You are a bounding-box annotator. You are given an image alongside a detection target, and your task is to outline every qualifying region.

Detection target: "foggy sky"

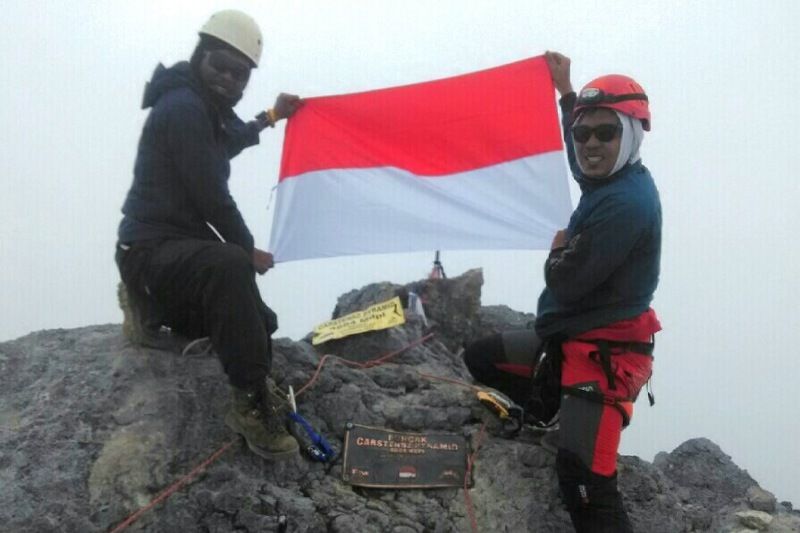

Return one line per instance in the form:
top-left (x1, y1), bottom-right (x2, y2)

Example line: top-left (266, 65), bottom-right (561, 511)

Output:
top-left (1, 1), bottom-right (798, 505)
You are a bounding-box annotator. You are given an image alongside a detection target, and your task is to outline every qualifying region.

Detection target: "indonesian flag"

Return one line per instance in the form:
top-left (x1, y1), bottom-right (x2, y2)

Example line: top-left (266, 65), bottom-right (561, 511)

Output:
top-left (269, 56), bottom-right (572, 262)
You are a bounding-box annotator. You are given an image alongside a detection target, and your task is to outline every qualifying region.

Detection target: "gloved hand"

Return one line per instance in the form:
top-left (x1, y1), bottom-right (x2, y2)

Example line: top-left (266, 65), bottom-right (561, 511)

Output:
top-left (544, 51), bottom-right (574, 96)
top-left (254, 93), bottom-right (302, 130)
top-left (252, 247), bottom-right (274, 274)
top-left (273, 92), bottom-right (302, 120)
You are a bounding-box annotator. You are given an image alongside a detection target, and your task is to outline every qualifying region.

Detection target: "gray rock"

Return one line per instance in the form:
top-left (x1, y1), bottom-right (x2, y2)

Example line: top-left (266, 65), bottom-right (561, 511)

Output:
top-left (682, 503), bottom-right (714, 530)
top-left (747, 485), bottom-right (777, 512)
top-left (617, 456), bottom-right (689, 533)
top-left (735, 510), bottom-right (773, 530)
top-left (770, 513), bottom-right (800, 532)
top-left (653, 437), bottom-right (758, 513)
top-left (0, 269), bottom-right (794, 532)
top-left (477, 304), bottom-right (536, 336)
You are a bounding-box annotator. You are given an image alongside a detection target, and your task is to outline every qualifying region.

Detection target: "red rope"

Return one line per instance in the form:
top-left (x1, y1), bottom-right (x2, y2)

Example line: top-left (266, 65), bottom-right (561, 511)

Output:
top-left (108, 437), bottom-right (239, 533)
top-left (294, 333), bottom-right (434, 398)
top-left (464, 422), bottom-right (486, 533)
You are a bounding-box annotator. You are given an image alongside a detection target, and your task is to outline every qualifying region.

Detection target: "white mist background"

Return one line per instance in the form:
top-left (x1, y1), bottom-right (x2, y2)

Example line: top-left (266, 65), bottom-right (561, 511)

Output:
top-left (1, 1), bottom-right (798, 505)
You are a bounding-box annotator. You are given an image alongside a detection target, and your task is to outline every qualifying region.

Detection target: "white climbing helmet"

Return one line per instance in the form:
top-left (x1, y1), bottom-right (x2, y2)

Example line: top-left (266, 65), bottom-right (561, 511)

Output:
top-left (199, 10), bottom-right (263, 67)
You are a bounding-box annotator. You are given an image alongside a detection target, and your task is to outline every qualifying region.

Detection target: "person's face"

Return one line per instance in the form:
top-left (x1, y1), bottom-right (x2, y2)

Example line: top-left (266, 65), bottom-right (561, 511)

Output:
top-left (572, 108), bottom-right (621, 178)
top-left (199, 49), bottom-right (252, 104)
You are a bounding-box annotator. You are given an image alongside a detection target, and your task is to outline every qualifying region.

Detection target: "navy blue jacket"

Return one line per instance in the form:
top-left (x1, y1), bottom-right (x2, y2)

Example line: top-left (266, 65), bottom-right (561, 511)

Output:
top-left (535, 93), bottom-right (662, 338)
top-left (118, 62), bottom-right (260, 253)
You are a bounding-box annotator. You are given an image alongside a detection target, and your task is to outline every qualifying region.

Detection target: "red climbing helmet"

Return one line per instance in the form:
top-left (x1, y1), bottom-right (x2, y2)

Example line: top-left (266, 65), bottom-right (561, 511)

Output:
top-left (573, 74), bottom-right (651, 131)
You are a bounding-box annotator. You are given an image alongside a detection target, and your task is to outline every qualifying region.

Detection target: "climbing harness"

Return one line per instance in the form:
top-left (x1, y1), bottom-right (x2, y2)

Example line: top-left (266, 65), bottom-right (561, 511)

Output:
top-left (561, 337), bottom-right (655, 428)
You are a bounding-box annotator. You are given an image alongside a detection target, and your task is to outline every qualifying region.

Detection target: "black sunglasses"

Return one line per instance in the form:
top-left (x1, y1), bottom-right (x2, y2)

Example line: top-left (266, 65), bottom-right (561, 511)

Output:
top-left (207, 50), bottom-right (251, 82)
top-left (571, 124), bottom-right (622, 143)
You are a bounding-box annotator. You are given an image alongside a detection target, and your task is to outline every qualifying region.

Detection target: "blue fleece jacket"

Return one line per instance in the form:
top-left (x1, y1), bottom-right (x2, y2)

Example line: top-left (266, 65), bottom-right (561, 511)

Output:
top-left (535, 93), bottom-right (662, 339)
top-left (118, 62), bottom-right (261, 252)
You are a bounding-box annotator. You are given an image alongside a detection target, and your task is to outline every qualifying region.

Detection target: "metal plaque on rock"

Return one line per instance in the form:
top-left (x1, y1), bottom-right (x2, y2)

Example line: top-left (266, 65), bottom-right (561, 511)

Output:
top-left (341, 423), bottom-right (468, 489)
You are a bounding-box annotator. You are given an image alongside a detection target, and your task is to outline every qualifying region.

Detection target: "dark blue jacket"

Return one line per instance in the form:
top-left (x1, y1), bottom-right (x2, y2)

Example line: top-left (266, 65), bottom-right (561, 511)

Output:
top-left (118, 62), bottom-right (261, 252)
top-left (535, 93), bottom-right (662, 338)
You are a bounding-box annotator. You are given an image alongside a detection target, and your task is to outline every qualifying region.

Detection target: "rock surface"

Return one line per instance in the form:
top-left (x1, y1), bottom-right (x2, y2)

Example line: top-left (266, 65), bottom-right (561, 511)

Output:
top-left (748, 486), bottom-right (779, 513)
top-left (1, 268), bottom-right (798, 532)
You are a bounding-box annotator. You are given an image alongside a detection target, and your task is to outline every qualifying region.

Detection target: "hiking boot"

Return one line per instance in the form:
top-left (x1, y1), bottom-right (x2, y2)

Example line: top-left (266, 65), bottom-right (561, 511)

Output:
top-left (117, 281), bottom-right (187, 352)
top-left (225, 379), bottom-right (299, 460)
top-left (119, 281), bottom-right (147, 342)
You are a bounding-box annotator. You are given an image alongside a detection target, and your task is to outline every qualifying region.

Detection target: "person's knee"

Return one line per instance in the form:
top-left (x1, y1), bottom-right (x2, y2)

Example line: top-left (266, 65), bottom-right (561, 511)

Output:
top-left (214, 244), bottom-right (252, 271)
top-left (463, 334), bottom-right (504, 381)
top-left (200, 244), bottom-right (254, 286)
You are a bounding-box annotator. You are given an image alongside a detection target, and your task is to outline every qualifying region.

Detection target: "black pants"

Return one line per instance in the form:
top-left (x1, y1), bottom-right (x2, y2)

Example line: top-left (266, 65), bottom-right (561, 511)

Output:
top-left (116, 239), bottom-right (277, 389)
top-left (463, 329), bottom-right (542, 406)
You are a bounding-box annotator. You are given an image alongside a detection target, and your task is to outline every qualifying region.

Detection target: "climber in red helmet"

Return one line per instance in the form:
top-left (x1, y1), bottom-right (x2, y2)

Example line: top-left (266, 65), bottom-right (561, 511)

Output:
top-left (465, 51), bottom-right (662, 532)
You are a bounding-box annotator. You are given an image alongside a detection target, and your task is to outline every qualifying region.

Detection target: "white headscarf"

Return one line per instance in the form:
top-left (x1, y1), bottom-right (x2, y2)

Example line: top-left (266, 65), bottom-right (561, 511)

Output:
top-left (573, 109), bottom-right (645, 177)
top-left (609, 110), bottom-right (644, 175)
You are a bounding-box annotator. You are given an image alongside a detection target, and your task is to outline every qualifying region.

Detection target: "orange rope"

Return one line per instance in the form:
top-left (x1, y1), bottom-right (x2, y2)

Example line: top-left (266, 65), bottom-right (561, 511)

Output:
top-left (464, 422), bottom-right (487, 533)
top-left (294, 333), bottom-right (434, 397)
top-left (416, 371), bottom-right (482, 393)
top-left (108, 437), bottom-right (239, 533)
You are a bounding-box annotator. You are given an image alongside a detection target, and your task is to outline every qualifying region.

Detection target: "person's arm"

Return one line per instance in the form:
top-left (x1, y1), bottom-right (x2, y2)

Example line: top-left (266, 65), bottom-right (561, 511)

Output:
top-left (544, 197), bottom-right (648, 304)
top-left (164, 100), bottom-right (255, 253)
top-left (545, 51), bottom-right (574, 96)
top-left (558, 92), bottom-right (580, 176)
top-left (225, 92), bottom-right (303, 158)
top-left (224, 115), bottom-right (261, 158)
top-left (544, 51), bottom-right (580, 175)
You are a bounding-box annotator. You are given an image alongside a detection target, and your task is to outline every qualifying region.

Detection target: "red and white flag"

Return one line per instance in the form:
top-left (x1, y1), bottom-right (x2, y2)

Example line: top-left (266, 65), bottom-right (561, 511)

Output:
top-left (269, 56), bottom-right (572, 262)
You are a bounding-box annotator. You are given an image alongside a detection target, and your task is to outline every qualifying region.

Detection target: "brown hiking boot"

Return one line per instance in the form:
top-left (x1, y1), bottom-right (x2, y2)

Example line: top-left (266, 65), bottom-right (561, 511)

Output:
top-left (117, 281), bottom-right (187, 352)
top-left (225, 379), bottom-right (299, 460)
top-left (118, 281), bottom-right (147, 343)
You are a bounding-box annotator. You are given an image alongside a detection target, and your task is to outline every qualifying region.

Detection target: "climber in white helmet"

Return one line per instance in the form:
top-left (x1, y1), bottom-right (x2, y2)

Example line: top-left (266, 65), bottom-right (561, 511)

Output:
top-left (115, 10), bottom-right (301, 460)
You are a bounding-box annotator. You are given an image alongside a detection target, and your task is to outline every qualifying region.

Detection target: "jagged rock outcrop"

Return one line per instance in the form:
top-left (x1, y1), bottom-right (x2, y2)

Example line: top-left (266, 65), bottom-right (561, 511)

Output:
top-left (1, 268), bottom-right (797, 532)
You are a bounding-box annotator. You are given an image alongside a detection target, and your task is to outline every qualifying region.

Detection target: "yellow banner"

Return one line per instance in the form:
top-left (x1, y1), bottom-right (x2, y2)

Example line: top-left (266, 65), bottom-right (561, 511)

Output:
top-left (312, 296), bottom-right (405, 345)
